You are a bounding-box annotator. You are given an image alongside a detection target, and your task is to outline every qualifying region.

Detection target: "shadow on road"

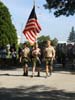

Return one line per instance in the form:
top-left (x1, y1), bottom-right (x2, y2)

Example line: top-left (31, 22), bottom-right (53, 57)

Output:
top-left (0, 85), bottom-right (75, 100)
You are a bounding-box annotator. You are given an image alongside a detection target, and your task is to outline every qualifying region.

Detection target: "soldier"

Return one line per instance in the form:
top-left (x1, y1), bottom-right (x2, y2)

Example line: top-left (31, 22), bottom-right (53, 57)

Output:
top-left (20, 43), bottom-right (30, 76)
top-left (44, 40), bottom-right (55, 77)
top-left (31, 43), bottom-right (41, 77)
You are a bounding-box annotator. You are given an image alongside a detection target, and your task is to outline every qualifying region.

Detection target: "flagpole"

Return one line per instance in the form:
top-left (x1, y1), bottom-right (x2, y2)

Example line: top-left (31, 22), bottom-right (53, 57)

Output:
top-left (33, 0), bottom-right (37, 44)
top-left (33, 0), bottom-right (35, 6)
top-left (23, 0), bottom-right (41, 45)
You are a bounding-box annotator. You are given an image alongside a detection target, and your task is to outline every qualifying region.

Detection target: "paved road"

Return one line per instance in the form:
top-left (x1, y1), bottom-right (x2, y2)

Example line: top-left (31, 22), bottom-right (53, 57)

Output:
top-left (0, 68), bottom-right (75, 100)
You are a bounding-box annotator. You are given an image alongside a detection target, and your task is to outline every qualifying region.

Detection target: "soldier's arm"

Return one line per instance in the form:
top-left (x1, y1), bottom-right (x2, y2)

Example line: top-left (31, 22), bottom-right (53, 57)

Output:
top-left (38, 48), bottom-right (41, 56)
top-left (19, 50), bottom-right (23, 63)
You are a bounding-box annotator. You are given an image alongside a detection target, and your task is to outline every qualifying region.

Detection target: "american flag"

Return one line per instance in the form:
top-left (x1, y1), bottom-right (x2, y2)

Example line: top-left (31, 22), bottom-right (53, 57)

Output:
top-left (23, 6), bottom-right (41, 44)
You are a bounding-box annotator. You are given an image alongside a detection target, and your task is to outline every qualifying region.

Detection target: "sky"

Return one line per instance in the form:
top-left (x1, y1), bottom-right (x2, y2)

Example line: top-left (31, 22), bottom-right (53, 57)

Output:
top-left (2, 0), bottom-right (75, 43)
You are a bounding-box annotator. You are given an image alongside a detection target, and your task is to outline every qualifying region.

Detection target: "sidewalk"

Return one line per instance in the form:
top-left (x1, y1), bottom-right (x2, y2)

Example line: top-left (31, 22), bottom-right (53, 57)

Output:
top-left (0, 68), bottom-right (75, 100)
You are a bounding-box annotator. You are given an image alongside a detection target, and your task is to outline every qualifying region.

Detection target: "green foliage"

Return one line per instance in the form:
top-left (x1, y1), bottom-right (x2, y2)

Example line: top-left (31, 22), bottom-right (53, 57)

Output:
top-left (37, 35), bottom-right (50, 47)
top-left (37, 35), bottom-right (58, 47)
top-left (68, 27), bottom-right (75, 42)
top-left (0, 1), bottom-right (17, 46)
top-left (51, 38), bottom-right (58, 46)
top-left (0, 34), bottom-right (9, 46)
top-left (37, 35), bottom-right (50, 43)
top-left (44, 0), bottom-right (75, 17)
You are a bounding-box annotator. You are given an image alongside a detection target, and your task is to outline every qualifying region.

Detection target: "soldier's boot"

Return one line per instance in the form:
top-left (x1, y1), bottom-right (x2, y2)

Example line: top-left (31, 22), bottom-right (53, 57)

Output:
top-left (37, 72), bottom-right (40, 77)
top-left (26, 70), bottom-right (28, 76)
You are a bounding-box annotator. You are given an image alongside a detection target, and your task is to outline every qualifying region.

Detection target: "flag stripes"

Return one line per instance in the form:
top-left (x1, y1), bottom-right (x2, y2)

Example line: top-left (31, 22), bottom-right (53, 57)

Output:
top-left (23, 6), bottom-right (41, 44)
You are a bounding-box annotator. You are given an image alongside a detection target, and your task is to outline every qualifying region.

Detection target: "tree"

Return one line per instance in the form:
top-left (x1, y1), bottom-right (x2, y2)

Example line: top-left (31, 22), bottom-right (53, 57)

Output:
top-left (0, 1), bottom-right (17, 46)
top-left (68, 26), bottom-right (75, 42)
top-left (37, 35), bottom-right (50, 47)
top-left (37, 35), bottom-right (58, 47)
top-left (37, 35), bottom-right (50, 43)
top-left (51, 38), bottom-right (58, 46)
top-left (44, 0), bottom-right (75, 17)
